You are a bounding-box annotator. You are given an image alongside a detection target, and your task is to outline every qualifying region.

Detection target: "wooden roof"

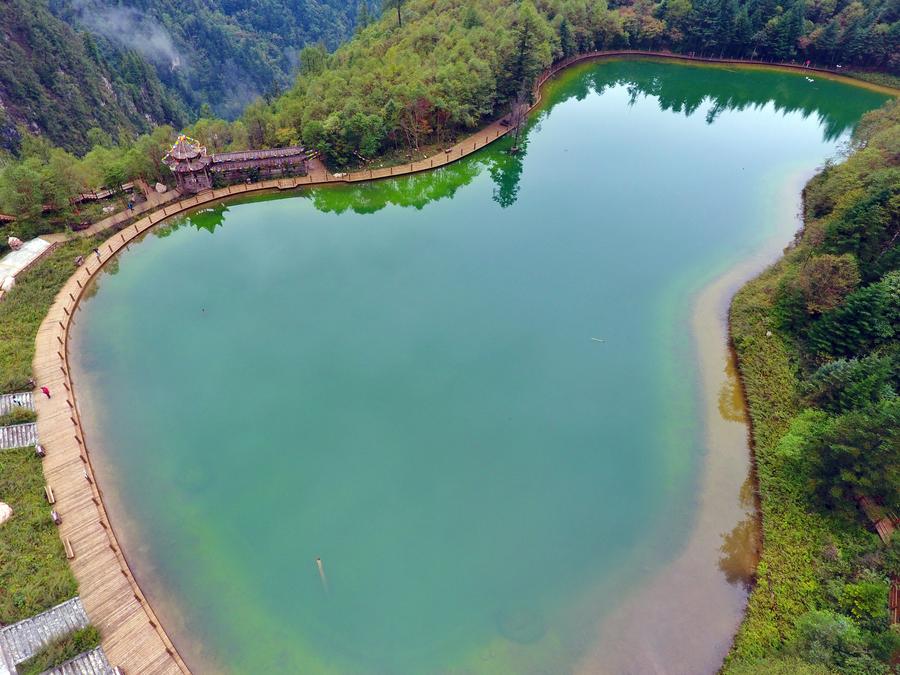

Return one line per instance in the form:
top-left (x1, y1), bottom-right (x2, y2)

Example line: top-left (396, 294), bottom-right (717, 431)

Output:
top-left (210, 146), bottom-right (311, 164)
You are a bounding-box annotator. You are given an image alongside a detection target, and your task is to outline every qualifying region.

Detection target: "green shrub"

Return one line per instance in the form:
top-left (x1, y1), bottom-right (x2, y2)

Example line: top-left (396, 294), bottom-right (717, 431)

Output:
top-left (0, 406), bottom-right (37, 426)
top-left (836, 576), bottom-right (891, 633)
top-left (789, 611), bottom-right (869, 670)
top-left (803, 399), bottom-right (900, 511)
top-left (726, 656), bottom-right (833, 674)
top-left (802, 348), bottom-right (898, 414)
top-left (15, 625), bottom-right (100, 675)
top-left (807, 271), bottom-right (900, 358)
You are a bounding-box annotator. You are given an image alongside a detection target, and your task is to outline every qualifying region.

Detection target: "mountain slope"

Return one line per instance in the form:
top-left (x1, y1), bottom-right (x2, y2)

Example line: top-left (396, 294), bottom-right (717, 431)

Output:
top-left (0, 0), bottom-right (189, 155)
top-left (0, 0), bottom-right (362, 154)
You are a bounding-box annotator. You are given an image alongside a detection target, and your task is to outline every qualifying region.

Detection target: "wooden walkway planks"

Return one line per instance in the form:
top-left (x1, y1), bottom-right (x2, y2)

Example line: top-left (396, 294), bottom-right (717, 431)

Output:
top-left (33, 215), bottom-right (189, 673)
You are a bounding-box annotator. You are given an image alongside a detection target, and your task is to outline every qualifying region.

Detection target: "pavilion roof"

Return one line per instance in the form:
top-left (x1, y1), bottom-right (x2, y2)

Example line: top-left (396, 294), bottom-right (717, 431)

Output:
top-left (168, 135), bottom-right (206, 160)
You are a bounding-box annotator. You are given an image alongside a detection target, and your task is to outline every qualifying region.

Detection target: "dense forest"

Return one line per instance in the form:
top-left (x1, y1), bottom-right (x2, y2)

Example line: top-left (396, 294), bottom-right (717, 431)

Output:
top-left (0, 0), bottom-right (360, 154)
top-left (1, 0), bottom-right (897, 180)
top-left (727, 98), bottom-right (899, 674)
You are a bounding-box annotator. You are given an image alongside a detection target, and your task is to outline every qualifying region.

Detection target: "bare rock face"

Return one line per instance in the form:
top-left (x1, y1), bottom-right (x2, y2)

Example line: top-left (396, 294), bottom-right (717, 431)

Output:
top-left (0, 502), bottom-right (12, 525)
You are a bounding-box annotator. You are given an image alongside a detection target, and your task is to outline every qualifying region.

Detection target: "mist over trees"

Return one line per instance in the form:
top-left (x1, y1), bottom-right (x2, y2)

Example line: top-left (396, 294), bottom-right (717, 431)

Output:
top-left (0, 0), bottom-right (361, 154)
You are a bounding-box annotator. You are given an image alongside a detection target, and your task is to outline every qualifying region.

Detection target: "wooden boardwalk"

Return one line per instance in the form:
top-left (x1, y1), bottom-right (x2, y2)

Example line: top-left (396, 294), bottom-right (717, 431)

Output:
top-left (29, 50), bottom-right (897, 675)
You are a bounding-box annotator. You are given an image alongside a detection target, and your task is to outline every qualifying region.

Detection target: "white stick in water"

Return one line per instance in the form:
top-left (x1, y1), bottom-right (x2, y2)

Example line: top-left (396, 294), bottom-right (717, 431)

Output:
top-left (316, 557), bottom-right (328, 592)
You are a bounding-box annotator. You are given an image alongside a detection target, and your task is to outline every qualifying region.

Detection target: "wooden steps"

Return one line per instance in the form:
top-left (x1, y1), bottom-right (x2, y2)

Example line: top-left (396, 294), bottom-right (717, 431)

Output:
top-left (0, 391), bottom-right (34, 416)
top-left (0, 422), bottom-right (37, 450)
top-left (0, 598), bottom-right (89, 670)
top-left (42, 647), bottom-right (116, 675)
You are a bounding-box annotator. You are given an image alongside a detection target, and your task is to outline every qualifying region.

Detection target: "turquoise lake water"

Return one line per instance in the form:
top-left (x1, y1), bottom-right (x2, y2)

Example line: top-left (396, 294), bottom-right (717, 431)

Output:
top-left (70, 61), bottom-right (890, 674)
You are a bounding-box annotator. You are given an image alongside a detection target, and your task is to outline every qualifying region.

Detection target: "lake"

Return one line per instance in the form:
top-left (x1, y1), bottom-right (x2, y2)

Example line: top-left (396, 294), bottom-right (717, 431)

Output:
top-left (70, 59), bottom-right (890, 674)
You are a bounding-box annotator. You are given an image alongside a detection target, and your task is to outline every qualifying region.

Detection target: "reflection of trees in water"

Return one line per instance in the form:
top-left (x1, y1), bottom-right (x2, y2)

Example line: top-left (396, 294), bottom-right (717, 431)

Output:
top-left (157, 202), bottom-right (230, 237)
top-left (487, 136), bottom-right (528, 209)
top-left (307, 160), bottom-right (482, 215)
top-left (152, 64), bottom-right (881, 224)
top-left (579, 63), bottom-right (878, 141)
top-left (718, 358), bottom-right (748, 423)
top-left (718, 477), bottom-right (760, 589)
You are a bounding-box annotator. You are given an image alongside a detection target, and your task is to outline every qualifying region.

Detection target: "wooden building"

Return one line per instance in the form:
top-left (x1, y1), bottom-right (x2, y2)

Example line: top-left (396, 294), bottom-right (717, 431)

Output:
top-left (163, 135), bottom-right (313, 193)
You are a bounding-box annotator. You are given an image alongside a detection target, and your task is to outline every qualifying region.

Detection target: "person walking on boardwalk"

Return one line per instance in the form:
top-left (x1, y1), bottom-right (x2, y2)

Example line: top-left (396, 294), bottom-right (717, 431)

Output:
top-left (93, 247), bottom-right (101, 262)
top-left (40, 386), bottom-right (51, 399)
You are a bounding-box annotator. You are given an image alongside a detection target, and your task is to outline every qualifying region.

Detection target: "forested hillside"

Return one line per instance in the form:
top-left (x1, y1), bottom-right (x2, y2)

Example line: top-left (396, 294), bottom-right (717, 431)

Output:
top-left (0, 0), bottom-right (361, 154)
top-left (217, 0), bottom-right (900, 164)
top-left (2, 0), bottom-right (898, 230)
top-left (727, 98), bottom-right (899, 674)
top-left (0, 0), bottom-right (188, 155)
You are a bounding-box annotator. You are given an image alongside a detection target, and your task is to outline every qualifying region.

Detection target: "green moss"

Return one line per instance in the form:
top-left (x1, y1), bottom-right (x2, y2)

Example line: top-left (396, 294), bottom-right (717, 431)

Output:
top-left (0, 447), bottom-right (77, 624)
top-left (15, 625), bottom-right (100, 675)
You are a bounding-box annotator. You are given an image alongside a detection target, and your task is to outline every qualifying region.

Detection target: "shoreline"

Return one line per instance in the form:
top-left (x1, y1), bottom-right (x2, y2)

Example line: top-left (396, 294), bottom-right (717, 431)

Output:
top-left (573, 170), bottom-right (810, 674)
top-left (31, 54), bottom-right (896, 674)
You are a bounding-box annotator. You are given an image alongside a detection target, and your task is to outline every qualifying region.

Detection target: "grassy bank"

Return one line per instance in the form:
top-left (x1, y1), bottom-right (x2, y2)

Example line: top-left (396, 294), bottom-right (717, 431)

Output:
top-left (724, 98), bottom-right (899, 672)
top-left (0, 239), bottom-right (104, 624)
top-left (0, 236), bottom-right (101, 393)
top-left (0, 446), bottom-right (77, 624)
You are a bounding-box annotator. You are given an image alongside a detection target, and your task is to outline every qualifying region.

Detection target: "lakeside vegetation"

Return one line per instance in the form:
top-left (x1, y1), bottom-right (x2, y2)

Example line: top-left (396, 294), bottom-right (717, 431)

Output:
top-left (0, 445), bottom-right (78, 624)
top-left (15, 625), bottom-right (100, 675)
top-left (725, 98), bottom-right (899, 673)
top-left (0, 0), bottom-right (360, 154)
top-left (0, 237), bottom-right (101, 394)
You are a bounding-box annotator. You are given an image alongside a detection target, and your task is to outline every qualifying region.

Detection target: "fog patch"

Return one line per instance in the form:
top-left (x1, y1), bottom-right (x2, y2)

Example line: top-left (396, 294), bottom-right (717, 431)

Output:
top-left (70, 0), bottom-right (182, 69)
